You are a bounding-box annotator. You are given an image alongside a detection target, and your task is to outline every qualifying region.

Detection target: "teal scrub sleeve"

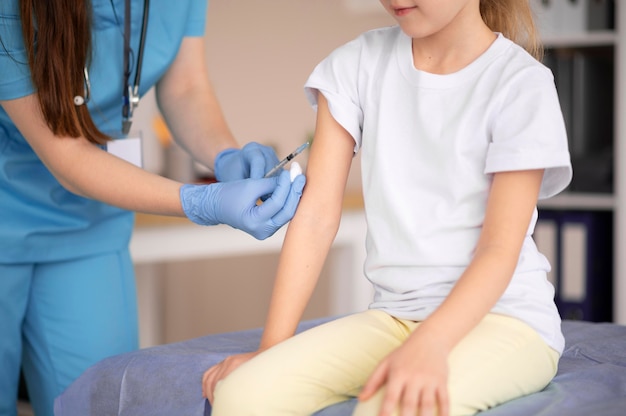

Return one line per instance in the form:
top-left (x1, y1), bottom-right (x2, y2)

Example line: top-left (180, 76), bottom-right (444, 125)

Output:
top-left (185, 0), bottom-right (208, 36)
top-left (0, 2), bottom-right (35, 100)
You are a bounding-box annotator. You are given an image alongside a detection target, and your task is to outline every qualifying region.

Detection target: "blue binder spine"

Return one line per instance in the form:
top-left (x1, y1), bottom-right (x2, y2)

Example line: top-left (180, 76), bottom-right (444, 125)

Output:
top-left (556, 211), bottom-right (613, 322)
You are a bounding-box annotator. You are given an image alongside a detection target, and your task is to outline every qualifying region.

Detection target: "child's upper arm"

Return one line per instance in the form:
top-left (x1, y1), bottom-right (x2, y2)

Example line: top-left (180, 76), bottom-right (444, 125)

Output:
top-left (302, 93), bottom-right (356, 216)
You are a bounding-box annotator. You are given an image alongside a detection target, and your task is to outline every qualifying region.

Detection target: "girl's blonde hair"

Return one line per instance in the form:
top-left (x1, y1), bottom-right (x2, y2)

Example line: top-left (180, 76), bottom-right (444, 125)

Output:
top-left (480, 0), bottom-right (543, 61)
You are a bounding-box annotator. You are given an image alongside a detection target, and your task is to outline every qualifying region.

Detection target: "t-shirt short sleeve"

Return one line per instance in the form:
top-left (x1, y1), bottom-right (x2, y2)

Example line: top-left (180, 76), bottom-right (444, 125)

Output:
top-left (304, 38), bottom-right (364, 153)
top-left (0, 1), bottom-right (35, 100)
top-left (185, 0), bottom-right (208, 37)
top-left (485, 65), bottom-right (572, 199)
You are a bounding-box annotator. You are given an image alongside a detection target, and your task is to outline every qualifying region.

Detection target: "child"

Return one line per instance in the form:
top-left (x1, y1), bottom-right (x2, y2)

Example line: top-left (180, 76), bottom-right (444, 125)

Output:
top-left (204, 0), bottom-right (572, 414)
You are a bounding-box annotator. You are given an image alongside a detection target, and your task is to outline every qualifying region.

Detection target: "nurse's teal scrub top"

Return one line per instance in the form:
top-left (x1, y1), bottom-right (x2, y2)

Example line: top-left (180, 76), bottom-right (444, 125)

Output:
top-left (0, 0), bottom-right (208, 263)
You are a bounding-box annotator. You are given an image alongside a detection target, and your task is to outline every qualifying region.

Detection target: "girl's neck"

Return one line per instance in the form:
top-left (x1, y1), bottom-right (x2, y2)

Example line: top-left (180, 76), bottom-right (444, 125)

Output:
top-left (411, 20), bottom-right (496, 75)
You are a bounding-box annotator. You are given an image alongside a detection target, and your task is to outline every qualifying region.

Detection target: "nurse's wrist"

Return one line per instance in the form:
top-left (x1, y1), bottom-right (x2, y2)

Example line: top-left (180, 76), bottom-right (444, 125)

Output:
top-left (179, 183), bottom-right (219, 226)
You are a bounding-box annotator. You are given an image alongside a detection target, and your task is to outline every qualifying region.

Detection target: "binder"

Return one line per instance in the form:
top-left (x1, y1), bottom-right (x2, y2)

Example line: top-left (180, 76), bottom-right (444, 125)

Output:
top-left (561, 0), bottom-right (588, 34)
top-left (533, 215), bottom-right (559, 288)
top-left (560, 222), bottom-right (587, 303)
top-left (531, 0), bottom-right (562, 36)
top-left (535, 210), bottom-right (613, 322)
top-left (587, 0), bottom-right (615, 31)
top-left (532, 0), bottom-right (590, 36)
top-left (551, 50), bottom-right (574, 146)
top-left (570, 49), bottom-right (614, 158)
top-left (543, 47), bottom-right (614, 193)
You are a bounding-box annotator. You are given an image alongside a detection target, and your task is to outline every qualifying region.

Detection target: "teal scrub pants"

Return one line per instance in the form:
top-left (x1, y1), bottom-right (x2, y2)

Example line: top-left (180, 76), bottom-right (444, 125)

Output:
top-left (0, 249), bottom-right (139, 416)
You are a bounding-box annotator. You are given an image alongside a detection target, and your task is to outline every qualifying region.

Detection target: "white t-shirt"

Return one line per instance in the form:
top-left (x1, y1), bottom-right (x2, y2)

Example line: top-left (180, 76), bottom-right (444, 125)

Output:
top-left (304, 26), bottom-right (572, 353)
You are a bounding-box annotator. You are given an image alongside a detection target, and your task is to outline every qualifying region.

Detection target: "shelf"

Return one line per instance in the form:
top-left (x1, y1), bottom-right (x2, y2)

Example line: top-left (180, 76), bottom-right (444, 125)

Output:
top-left (542, 31), bottom-right (617, 48)
top-left (538, 193), bottom-right (615, 211)
top-left (538, 8), bottom-right (622, 323)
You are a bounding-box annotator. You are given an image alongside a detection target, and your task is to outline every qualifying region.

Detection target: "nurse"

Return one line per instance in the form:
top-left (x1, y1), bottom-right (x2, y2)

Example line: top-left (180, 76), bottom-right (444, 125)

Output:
top-left (0, 1), bottom-right (305, 416)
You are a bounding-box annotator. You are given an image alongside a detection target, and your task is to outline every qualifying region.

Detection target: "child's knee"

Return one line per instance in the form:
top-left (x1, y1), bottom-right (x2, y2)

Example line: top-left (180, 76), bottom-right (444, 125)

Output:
top-left (211, 371), bottom-right (283, 415)
top-left (211, 375), bottom-right (252, 415)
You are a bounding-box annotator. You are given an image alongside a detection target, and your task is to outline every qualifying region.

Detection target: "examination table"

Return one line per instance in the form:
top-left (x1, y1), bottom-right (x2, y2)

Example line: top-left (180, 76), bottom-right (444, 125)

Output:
top-left (54, 317), bottom-right (626, 415)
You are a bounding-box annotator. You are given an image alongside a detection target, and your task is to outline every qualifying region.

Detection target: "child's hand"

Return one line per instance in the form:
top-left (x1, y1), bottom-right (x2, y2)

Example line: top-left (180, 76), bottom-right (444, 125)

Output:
top-left (358, 332), bottom-right (450, 416)
top-left (202, 351), bottom-right (259, 403)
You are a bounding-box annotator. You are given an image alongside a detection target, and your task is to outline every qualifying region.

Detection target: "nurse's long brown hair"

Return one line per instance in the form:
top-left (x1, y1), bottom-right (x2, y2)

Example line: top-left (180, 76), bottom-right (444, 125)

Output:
top-left (480, 0), bottom-right (543, 61)
top-left (20, 0), bottom-right (109, 144)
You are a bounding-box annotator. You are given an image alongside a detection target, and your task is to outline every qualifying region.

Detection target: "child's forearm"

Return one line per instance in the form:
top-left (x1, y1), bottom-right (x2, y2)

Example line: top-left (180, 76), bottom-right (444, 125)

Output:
top-left (256, 91), bottom-right (355, 350)
top-left (259, 206), bottom-right (341, 349)
top-left (413, 244), bottom-right (519, 352)
top-left (412, 169), bottom-right (544, 352)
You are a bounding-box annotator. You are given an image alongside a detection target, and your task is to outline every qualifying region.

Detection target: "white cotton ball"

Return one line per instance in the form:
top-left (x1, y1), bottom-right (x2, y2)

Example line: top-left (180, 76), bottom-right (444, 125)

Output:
top-left (290, 161), bottom-right (302, 182)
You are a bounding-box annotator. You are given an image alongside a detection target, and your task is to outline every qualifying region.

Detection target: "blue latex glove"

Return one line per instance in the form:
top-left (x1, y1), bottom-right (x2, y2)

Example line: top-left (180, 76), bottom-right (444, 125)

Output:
top-left (214, 142), bottom-right (280, 181)
top-left (180, 170), bottom-right (305, 240)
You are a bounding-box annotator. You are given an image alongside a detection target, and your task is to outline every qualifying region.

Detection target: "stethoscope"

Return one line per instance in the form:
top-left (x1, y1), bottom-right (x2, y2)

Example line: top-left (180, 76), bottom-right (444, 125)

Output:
top-left (122, 0), bottom-right (150, 135)
top-left (74, 0), bottom-right (150, 135)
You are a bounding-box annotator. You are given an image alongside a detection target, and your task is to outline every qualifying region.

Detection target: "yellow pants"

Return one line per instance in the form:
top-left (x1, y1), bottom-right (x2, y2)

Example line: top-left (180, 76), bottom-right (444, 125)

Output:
top-left (212, 310), bottom-right (559, 416)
